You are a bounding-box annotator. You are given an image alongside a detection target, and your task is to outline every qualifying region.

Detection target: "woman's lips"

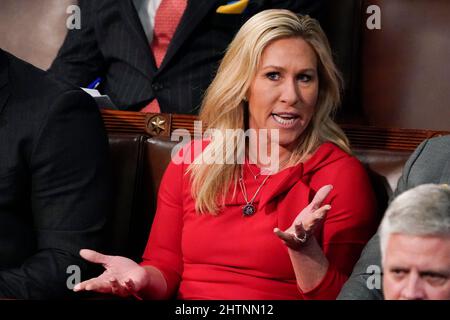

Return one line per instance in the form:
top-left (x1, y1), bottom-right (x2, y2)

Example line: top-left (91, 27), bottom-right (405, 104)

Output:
top-left (271, 112), bottom-right (300, 128)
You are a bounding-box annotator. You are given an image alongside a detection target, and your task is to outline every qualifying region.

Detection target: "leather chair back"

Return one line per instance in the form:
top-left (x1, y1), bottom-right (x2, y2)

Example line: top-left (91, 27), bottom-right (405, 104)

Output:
top-left (140, 140), bottom-right (412, 224)
top-left (106, 135), bottom-right (178, 261)
top-left (353, 148), bottom-right (411, 217)
top-left (107, 134), bottom-right (146, 260)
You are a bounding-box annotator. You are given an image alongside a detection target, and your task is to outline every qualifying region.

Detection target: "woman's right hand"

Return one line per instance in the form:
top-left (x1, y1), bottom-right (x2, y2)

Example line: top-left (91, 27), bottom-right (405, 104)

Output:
top-left (73, 249), bottom-right (150, 298)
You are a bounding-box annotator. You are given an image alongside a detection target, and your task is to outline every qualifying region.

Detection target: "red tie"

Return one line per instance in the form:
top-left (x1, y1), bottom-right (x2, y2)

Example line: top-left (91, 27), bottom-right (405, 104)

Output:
top-left (141, 0), bottom-right (187, 113)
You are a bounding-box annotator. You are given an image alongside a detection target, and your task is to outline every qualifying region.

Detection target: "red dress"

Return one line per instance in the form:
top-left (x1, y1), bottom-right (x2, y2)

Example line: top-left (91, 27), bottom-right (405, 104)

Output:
top-left (141, 142), bottom-right (378, 299)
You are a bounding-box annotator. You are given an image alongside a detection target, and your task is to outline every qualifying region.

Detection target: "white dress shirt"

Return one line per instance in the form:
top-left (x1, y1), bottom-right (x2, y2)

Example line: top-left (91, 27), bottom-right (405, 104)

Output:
top-left (132, 0), bottom-right (163, 44)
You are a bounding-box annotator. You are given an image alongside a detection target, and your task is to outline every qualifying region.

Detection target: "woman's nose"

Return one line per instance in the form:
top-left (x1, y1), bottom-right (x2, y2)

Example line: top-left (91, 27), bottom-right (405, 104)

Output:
top-left (280, 79), bottom-right (300, 105)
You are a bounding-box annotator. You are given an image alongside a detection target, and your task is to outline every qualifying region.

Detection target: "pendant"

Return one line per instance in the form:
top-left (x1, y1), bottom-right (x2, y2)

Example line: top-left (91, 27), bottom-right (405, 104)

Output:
top-left (242, 203), bottom-right (256, 216)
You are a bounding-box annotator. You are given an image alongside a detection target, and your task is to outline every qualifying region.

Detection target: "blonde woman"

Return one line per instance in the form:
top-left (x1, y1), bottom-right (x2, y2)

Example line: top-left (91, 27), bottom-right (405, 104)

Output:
top-left (74, 10), bottom-right (378, 300)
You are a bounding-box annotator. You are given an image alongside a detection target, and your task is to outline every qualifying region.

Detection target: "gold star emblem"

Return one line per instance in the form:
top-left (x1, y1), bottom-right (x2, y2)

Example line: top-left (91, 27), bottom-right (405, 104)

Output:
top-left (149, 116), bottom-right (166, 135)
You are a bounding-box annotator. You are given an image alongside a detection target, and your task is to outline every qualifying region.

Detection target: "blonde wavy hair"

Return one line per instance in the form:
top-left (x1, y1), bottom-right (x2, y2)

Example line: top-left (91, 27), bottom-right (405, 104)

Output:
top-left (188, 9), bottom-right (350, 214)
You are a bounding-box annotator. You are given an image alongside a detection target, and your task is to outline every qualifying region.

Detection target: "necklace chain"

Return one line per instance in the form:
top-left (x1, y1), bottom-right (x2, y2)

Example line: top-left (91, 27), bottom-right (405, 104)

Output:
top-left (246, 162), bottom-right (261, 180)
top-left (239, 167), bottom-right (271, 216)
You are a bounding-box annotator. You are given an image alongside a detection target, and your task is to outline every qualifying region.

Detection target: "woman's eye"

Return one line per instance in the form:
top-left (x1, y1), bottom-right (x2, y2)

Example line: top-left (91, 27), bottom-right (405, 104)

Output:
top-left (298, 74), bottom-right (312, 82)
top-left (266, 72), bottom-right (280, 81)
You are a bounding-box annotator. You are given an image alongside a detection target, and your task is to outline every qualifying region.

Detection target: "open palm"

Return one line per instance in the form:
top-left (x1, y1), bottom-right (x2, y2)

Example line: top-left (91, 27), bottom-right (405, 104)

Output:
top-left (73, 249), bottom-right (149, 298)
top-left (274, 185), bottom-right (333, 250)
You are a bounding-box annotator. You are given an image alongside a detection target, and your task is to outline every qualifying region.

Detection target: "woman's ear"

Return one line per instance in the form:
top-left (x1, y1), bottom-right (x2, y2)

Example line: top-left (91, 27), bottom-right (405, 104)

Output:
top-left (243, 87), bottom-right (250, 102)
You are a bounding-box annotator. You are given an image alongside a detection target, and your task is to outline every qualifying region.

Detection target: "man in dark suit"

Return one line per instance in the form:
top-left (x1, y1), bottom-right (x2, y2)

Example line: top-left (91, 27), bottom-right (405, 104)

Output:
top-left (0, 49), bottom-right (111, 299)
top-left (337, 135), bottom-right (450, 299)
top-left (49, 0), bottom-right (324, 114)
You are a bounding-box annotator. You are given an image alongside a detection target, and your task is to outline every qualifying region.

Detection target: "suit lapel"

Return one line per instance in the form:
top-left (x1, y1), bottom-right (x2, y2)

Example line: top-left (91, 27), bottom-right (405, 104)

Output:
top-left (0, 51), bottom-right (10, 115)
top-left (118, 0), bottom-right (157, 79)
top-left (157, 0), bottom-right (219, 72)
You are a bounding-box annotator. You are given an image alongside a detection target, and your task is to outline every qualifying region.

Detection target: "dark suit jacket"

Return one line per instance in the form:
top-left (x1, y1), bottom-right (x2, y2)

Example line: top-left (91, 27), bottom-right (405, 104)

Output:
top-left (49, 0), bottom-right (324, 114)
top-left (0, 49), bottom-right (111, 299)
top-left (337, 135), bottom-right (450, 299)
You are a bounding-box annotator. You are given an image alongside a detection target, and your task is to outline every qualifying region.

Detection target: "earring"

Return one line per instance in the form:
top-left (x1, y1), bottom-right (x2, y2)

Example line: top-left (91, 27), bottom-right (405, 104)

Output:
top-left (242, 96), bottom-right (248, 102)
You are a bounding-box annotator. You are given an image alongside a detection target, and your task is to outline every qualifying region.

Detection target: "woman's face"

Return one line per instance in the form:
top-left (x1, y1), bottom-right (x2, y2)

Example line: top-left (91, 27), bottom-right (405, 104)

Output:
top-left (247, 37), bottom-right (319, 153)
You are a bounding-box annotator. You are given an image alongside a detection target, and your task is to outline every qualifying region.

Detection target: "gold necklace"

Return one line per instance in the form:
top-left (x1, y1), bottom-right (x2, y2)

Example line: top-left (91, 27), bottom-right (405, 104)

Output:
top-left (238, 168), bottom-right (271, 216)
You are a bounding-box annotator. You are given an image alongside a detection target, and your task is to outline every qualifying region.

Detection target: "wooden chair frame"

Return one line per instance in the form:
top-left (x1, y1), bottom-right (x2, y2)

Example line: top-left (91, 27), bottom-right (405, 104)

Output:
top-left (101, 109), bottom-right (450, 151)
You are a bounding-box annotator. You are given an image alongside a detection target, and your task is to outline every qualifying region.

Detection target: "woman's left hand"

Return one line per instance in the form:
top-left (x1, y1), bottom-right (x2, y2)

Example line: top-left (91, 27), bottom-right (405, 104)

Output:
top-left (274, 185), bottom-right (333, 250)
